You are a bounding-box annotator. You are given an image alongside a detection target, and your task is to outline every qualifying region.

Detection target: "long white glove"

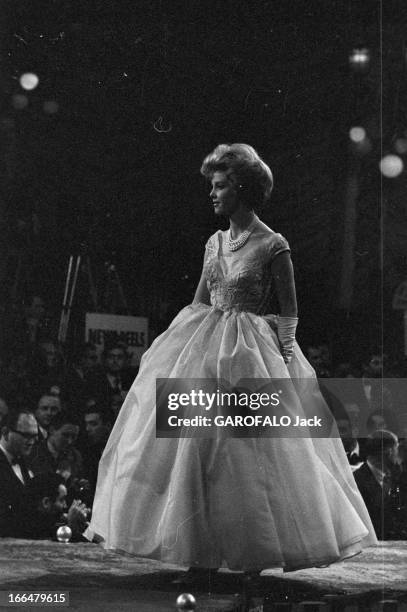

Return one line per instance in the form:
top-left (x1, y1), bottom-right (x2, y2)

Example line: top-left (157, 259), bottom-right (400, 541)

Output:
top-left (277, 316), bottom-right (298, 364)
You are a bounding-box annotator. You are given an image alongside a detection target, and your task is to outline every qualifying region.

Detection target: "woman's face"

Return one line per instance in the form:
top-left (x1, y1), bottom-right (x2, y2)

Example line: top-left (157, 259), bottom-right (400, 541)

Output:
top-left (209, 171), bottom-right (239, 217)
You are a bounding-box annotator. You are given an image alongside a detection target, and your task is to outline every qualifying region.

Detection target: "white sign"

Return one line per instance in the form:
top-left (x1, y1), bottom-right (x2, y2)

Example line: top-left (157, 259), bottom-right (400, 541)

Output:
top-left (85, 313), bottom-right (148, 366)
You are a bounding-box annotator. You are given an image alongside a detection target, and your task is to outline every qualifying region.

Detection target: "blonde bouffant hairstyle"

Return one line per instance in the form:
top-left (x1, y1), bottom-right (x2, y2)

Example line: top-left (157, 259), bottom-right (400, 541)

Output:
top-left (200, 143), bottom-right (274, 210)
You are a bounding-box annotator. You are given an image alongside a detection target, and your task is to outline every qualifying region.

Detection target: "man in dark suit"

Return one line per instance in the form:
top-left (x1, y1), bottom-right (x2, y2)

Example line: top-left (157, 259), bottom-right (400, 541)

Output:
top-left (28, 411), bottom-right (83, 483)
top-left (62, 343), bottom-right (101, 415)
top-left (87, 341), bottom-right (136, 405)
top-left (0, 407), bottom-right (38, 536)
top-left (0, 408), bottom-right (89, 539)
top-left (353, 429), bottom-right (400, 539)
top-left (78, 402), bottom-right (112, 493)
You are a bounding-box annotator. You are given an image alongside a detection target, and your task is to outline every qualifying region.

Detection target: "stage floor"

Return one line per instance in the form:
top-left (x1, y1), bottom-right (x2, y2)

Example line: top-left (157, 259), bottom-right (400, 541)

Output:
top-left (0, 539), bottom-right (406, 611)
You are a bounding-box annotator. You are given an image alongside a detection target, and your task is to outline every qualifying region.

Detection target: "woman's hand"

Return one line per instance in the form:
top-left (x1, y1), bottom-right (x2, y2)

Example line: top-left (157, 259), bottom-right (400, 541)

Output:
top-left (67, 499), bottom-right (90, 535)
top-left (277, 316), bottom-right (298, 364)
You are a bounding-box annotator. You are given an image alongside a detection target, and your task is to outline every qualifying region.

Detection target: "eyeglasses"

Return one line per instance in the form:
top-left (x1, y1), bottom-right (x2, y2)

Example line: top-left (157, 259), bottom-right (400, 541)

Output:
top-left (9, 428), bottom-right (38, 442)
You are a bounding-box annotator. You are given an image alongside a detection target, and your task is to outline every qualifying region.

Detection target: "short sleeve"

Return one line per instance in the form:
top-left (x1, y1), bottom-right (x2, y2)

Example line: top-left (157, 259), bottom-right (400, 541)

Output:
top-left (203, 232), bottom-right (219, 269)
top-left (205, 234), bottom-right (216, 253)
top-left (268, 233), bottom-right (290, 262)
top-left (204, 231), bottom-right (220, 257)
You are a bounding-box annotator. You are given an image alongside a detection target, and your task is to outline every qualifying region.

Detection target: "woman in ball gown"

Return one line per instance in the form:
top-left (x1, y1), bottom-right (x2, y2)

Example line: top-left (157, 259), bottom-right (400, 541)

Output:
top-left (85, 144), bottom-right (377, 573)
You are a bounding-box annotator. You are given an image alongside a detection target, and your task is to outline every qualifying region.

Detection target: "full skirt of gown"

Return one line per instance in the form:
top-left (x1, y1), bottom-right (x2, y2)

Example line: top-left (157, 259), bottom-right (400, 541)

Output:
top-left (85, 303), bottom-right (377, 571)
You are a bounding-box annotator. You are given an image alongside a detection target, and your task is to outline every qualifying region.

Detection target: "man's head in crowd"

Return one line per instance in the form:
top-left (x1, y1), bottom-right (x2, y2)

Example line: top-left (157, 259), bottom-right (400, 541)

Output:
top-left (38, 341), bottom-right (61, 370)
top-left (84, 402), bottom-right (112, 445)
top-left (28, 472), bottom-right (68, 518)
top-left (366, 412), bottom-right (388, 435)
top-left (336, 416), bottom-right (353, 439)
top-left (72, 343), bottom-right (99, 375)
top-left (363, 352), bottom-right (387, 378)
top-left (336, 415), bottom-right (358, 455)
top-left (35, 394), bottom-right (62, 431)
top-left (365, 429), bottom-right (399, 469)
top-left (306, 344), bottom-right (331, 377)
top-left (24, 295), bottom-right (46, 322)
top-left (1, 408), bottom-right (38, 459)
top-left (103, 342), bottom-right (128, 375)
top-left (48, 412), bottom-right (80, 455)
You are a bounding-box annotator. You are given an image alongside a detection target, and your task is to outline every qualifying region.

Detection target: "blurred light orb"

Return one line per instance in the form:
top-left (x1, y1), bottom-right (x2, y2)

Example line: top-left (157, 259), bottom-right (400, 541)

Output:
top-left (19, 72), bottom-right (39, 90)
top-left (176, 593), bottom-right (197, 611)
top-left (43, 100), bottom-right (59, 114)
top-left (56, 525), bottom-right (72, 543)
top-left (380, 155), bottom-right (404, 178)
top-left (349, 48), bottom-right (370, 68)
top-left (349, 127), bottom-right (366, 143)
top-left (395, 138), bottom-right (407, 154)
top-left (12, 94), bottom-right (28, 109)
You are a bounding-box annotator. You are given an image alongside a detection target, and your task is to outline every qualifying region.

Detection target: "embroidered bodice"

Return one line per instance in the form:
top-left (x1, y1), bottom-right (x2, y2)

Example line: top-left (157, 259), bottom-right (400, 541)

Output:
top-left (203, 229), bottom-right (290, 314)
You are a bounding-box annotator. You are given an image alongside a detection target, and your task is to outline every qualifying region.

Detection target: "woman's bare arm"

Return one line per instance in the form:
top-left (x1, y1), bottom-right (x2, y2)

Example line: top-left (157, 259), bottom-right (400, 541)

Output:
top-left (192, 270), bottom-right (210, 305)
top-left (270, 252), bottom-right (298, 317)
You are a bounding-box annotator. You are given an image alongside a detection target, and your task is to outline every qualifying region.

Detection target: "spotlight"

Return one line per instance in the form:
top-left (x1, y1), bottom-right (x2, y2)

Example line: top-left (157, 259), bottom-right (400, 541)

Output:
top-left (380, 155), bottom-right (404, 178)
top-left (349, 48), bottom-right (370, 71)
top-left (349, 127), bottom-right (366, 143)
top-left (19, 72), bottom-right (39, 90)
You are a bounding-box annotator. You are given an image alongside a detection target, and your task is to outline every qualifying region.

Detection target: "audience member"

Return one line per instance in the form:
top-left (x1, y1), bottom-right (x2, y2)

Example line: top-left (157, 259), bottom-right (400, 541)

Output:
top-left (306, 344), bottom-right (331, 378)
top-left (366, 408), bottom-right (399, 435)
top-left (33, 393), bottom-right (62, 442)
top-left (63, 343), bottom-right (101, 413)
top-left (333, 361), bottom-right (362, 378)
top-left (3, 295), bottom-right (50, 354)
top-left (79, 401), bottom-right (112, 491)
top-left (335, 415), bottom-right (362, 469)
top-left (28, 411), bottom-right (83, 484)
top-left (26, 472), bottom-right (89, 540)
top-left (3, 347), bottom-right (32, 405)
top-left (360, 352), bottom-right (394, 414)
top-left (88, 341), bottom-right (135, 404)
top-left (353, 429), bottom-right (401, 539)
top-left (0, 408), bottom-right (37, 536)
top-left (29, 340), bottom-right (66, 397)
top-left (109, 392), bottom-right (124, 421)
top-left (396, 438), bottom-right (407, 512)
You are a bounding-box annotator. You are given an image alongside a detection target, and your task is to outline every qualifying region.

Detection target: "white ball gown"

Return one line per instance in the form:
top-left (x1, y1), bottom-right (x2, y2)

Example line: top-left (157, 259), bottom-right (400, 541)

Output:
top-left (85, 228), bottom-right (377, 571)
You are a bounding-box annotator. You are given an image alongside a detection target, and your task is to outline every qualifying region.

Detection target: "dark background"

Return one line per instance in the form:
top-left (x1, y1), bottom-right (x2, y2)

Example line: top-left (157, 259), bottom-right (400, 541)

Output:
top-left (0, 0), bottom-right (406, 362)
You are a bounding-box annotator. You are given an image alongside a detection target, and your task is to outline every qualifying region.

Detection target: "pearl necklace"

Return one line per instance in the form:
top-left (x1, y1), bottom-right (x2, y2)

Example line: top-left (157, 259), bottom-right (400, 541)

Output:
top-left (228, 216), bottom-right (258, 251)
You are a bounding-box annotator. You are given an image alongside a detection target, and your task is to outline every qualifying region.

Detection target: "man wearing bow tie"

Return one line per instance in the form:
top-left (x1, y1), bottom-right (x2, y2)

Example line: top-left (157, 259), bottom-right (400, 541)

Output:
top-left (0, 407), bottom-right (38, 536)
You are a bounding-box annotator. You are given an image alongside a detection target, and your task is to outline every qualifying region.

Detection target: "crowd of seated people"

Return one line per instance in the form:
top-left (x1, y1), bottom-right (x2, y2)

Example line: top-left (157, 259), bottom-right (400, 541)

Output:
top-left (306, 342), bottom-right (407, 540)
top-left (0, 407), bottom-right (88, 538)
top-left (0, 298), bottom-right (406, 542)
top-left (0, 296), bottom-right (139, 540)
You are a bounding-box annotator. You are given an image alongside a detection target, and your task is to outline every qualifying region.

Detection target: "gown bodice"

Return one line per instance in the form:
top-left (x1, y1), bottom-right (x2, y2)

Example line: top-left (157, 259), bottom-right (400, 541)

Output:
top-left (204, 229), bottom-right (290, 314)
